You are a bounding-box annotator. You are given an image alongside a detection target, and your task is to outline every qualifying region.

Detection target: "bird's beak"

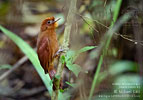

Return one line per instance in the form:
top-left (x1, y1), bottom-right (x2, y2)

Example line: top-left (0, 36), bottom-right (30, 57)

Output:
top-left (53, 18), bottom-right (61, 24)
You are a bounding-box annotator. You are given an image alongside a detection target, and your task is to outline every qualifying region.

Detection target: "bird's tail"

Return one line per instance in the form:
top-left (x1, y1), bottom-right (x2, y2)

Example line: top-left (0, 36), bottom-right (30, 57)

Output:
top-left (48, 65), bottom-right (63, 90)
top-left (48, 66), bottom-right (56, 79)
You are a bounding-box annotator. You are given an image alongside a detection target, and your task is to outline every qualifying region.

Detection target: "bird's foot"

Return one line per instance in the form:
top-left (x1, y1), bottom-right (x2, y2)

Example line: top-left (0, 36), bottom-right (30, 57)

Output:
top-left (54, 49), bottom-right (65, 57)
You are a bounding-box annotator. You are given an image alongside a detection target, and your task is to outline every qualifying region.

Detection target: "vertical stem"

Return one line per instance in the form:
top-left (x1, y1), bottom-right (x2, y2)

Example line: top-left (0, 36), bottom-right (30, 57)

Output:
top-left (51, 0), bottom-right (77, 100)
top-left (88, 55), bottom-right (103, 100)
top-left (88, 0), bottom-right (122, 100)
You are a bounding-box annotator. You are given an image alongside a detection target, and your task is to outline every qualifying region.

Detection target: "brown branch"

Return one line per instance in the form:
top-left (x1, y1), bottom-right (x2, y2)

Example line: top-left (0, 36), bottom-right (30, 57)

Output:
top-left (76, 14), bottom-right (143, 46)
top-left (0, 48), bottom-right (37, 81)
top-left (0, 56), bottom-right (28, 81)
top-left (51, 0), bottom-right (77, 100)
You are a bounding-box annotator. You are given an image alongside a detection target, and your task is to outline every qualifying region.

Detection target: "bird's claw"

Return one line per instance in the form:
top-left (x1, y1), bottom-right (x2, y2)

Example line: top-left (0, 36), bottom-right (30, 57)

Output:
top-left (54, 49), bottom-right (65, 57)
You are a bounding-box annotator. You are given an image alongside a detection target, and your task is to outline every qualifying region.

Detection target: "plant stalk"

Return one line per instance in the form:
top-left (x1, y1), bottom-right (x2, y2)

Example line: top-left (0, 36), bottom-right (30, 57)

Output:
top-left (51, 0), bottom-right (77, 100)
top-left (88, 0), bottom-right (122, 100)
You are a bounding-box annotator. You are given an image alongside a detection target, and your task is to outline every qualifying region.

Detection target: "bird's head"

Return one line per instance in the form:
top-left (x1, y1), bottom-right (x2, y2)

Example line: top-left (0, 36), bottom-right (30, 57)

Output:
top-left (40, 16), bottom-right (60, 32)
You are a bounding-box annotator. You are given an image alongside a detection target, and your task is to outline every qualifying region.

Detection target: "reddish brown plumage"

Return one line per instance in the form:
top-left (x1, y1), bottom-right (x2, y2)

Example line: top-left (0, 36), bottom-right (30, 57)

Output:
top-left (37, 17), bottom-right (59, 79)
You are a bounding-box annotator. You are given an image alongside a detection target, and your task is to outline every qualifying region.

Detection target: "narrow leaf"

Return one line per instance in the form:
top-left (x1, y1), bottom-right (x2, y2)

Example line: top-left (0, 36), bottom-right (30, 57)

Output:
top-left (73, 46), bottom-right (97, 63)
top-left (0, 25), bottom-right (53, 95)
top-left (60, 55), bottom-right (66, 64)
top-left (65, 50), bottom-right (75, 62)
top-left (0, 64), bottom-right (12, 70)
top-left (109, 61), bottom-right (138, 75)
top-left (78, 46), bottom-right (97, 54)
top-left (66, 64), bottom-right (81, 77)
top-left (65, 81), bottom-right (77, 88)
top-left (58, 90), bottom-right (71, 100)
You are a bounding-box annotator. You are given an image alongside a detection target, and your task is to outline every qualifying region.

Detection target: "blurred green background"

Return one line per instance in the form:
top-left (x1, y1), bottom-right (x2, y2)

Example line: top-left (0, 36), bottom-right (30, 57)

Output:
top-left (0, 0), bottom-right (143, 100)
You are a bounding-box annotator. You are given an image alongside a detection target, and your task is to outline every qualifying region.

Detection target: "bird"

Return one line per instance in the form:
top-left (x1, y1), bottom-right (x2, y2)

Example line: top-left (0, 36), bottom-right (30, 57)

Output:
top-left (37, 16), bottom-right (60, 80)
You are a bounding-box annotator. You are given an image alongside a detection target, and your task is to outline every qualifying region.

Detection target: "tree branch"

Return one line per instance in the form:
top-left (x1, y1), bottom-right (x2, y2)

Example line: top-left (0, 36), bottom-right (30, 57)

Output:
top-left (51, 0), bottom-right (77, 100)
top-left (0, 56), bottom-right (28, 81)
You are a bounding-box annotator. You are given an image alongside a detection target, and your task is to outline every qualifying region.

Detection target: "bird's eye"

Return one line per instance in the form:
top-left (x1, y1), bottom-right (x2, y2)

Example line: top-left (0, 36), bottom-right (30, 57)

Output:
top-left (47, 21), bottom-right (50, 24)
top-left (47, 20), bottom-right (53, 24)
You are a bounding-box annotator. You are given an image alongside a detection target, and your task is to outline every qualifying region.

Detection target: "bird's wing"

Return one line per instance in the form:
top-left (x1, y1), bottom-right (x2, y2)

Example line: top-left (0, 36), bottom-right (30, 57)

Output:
top-left (37, 37), bottom-right (52, 73)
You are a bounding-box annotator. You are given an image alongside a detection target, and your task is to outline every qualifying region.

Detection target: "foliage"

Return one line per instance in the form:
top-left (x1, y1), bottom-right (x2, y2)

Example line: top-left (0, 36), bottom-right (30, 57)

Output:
top-left (88, 0), bottom-right (126, 99)
top-left (109, 61), bottom-right (138, 75)
top-left (65, 46), bottom-right (97, 77)
top-left (0, 25), bottom-right (53, 95)
top-left (0, 25), bottom-right (97, 100)
top-left (0, 64), bottom-right (12, 70)
top-left (92, 60), bottom-right (140, 100)
top-left (0, 0), bottom-right (142, 100)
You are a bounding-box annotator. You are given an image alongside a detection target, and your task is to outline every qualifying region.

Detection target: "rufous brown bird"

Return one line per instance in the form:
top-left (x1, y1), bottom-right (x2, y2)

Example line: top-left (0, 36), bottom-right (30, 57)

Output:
top-left (37, 16), bottom-right (60, 80)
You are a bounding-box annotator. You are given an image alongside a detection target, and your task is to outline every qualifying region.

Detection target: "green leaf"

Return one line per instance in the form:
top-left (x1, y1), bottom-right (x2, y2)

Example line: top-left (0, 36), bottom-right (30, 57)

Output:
top-left (66, 64), bottom-right (81, 77)
top-left (0, 25), bottom-right (53, 95)
top-left (73, 46), bottom-right (97, 63)
top-left (65, 46), bottom-right (96, 64)
top-left (55, 75), bottom-right (60, 80)
top-left (77, 46), bottom-right (97, 54)
top-left (60, 55), bottom-right (66, 64)
top-left (65, 50), bottom-right (75, 63)
top-left (65, 46), bottom-right (96, 77)
top-left (58, 90), bottom-right (71, 100)
top-left (109, 61), bottom-right (138, 75)
top-left (59, 89), bottom-right (64, 93)
top-left (65, 81), bottom-right (77, 88)
top-left (0, 64), bottom-right (12, 70)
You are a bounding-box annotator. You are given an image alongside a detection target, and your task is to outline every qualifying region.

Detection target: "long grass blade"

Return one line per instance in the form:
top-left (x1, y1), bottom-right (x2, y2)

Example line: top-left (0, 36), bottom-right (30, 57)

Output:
top-left (0, 25), bottom-right (53, 95)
